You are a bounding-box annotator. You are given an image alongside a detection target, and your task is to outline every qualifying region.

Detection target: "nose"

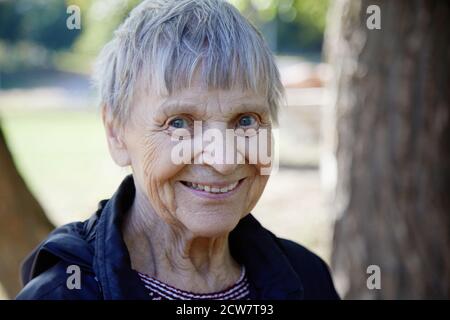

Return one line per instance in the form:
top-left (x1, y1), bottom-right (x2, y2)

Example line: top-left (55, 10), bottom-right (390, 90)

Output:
top-left (194, 121), bottom-right (244, 175)
top-left (205, 161), bottom-right (239, 176)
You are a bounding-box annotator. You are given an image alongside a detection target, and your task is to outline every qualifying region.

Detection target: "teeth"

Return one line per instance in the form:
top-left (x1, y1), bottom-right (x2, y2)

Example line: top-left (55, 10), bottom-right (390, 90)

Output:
top-left (183, 181), bottom-right (240, 194)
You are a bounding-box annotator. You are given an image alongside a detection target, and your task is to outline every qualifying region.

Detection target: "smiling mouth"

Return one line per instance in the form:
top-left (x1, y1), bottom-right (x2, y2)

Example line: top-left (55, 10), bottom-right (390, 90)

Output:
top-left (180, 179), bottom-right (244, 194)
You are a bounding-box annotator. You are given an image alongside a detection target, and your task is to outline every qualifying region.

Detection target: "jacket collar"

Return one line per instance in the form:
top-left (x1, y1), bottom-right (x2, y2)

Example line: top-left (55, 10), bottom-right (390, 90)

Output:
top-left (94, 175), bottom-right (304, 300)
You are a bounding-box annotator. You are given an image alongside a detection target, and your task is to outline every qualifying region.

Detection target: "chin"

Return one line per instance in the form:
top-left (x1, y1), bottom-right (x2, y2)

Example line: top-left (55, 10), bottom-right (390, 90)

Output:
top-left (179, 210), bottom-right (243, 238)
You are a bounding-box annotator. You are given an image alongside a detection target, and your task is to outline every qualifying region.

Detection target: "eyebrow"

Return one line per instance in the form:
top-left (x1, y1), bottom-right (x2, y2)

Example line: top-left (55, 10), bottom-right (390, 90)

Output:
top-left (157, 101), bottom-right (270, 117)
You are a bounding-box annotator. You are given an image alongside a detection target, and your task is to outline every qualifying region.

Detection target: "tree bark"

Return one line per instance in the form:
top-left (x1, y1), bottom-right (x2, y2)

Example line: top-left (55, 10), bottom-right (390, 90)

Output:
top-left (325, 0), bottom-right (450, 299)
top-left (0, 124), bottom-right (54, 298)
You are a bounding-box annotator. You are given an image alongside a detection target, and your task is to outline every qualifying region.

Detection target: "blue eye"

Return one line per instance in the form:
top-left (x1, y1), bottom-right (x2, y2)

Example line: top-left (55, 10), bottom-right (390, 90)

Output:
top-left (169, 117), bottom-right (188, 129)
top-left (237, 115), bottom-right (257, 128)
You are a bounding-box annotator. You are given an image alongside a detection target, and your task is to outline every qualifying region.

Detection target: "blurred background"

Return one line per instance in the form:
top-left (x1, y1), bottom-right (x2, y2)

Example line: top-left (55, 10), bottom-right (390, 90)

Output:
top-left (0, 0), bottom-right (448, 300)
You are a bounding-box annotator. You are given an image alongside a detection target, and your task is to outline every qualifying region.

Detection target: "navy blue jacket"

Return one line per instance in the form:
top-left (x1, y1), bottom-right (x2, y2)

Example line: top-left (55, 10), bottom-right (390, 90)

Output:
top-left (16, 175), bottom-right (339, 300)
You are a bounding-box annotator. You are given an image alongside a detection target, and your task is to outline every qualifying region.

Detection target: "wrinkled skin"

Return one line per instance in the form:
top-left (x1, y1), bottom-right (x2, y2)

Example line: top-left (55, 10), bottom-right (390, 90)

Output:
top-left (103, 83), bottom-right (273, 293)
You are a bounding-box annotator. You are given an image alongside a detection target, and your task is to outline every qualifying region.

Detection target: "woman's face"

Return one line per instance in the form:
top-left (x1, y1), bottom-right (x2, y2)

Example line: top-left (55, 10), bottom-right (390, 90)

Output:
top-left (120, 84), bottom-right (273, 237)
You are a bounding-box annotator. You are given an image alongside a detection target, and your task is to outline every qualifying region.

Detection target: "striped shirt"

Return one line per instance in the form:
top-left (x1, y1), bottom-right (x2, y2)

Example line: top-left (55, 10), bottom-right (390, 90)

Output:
top-left (137, 266), bottom-right (250, 300)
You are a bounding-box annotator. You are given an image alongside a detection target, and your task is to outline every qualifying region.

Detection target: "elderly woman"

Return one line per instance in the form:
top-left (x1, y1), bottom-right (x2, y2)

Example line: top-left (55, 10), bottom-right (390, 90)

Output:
top-left (17, 0), bottom-right (338, 300)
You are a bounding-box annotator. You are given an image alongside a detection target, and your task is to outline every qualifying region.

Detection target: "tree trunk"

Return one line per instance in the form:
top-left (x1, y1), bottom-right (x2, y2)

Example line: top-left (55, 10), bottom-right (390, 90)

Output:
top-left (324, 0), bottom-right (450, 299)
top-left (0, 124), bottom-right (54, 298)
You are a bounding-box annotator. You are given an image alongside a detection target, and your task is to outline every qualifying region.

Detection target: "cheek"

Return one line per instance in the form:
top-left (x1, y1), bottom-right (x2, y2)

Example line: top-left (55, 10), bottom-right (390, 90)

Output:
top-left (132, 133), bottom-right (185, 222)
top-left (233, 130), bottom-right (272, 212)
top-left (245, 174), bottom-right (269, 212)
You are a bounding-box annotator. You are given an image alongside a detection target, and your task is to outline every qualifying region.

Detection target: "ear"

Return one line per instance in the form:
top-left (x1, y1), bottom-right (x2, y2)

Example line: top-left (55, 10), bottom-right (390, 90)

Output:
top-left (102, 106), bottom-right (131, 167)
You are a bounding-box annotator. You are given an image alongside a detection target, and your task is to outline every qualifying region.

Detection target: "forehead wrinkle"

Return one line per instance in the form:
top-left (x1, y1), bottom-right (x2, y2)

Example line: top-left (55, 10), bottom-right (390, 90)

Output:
top-left (213, 101), bottom-right (270, 119)
top-left (231, 102), bottom-right (269, 114)
top-left (212, 89), bottom-right (268, 112)
top-left (158, 99), bottom-right (208, 118)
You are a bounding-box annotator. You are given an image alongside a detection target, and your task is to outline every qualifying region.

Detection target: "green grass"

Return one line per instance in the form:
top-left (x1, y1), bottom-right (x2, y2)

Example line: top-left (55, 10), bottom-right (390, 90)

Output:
top-left (1, 109), bottom-right (129, 225)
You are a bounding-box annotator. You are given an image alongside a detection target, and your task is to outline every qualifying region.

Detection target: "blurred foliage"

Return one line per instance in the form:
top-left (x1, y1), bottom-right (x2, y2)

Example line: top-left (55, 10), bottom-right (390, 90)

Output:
top-left (230, 0), bottom-right (329, 53)
top-left (0, 0), bottom-right (328, 73)
top-left (0, 0), bottom-right (80, 49)
top-left (0, 0), bottom-right (81, 71)
top-left (73, 0), bottom-right (141, 56)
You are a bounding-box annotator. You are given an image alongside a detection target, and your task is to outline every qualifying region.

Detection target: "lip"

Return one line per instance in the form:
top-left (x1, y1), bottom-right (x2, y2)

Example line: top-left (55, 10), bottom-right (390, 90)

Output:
top-left (178, 178), bottom-right (245, 200)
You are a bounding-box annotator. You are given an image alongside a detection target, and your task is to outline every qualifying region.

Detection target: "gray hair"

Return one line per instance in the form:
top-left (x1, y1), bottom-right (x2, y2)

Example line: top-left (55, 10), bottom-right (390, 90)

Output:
top-left (94, 0), bottom-right (284, 126)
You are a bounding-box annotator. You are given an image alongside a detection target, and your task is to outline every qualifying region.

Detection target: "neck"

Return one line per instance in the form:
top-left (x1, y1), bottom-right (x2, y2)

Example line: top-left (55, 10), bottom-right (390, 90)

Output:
top-left (122, 188), bottom-right (241, 293)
